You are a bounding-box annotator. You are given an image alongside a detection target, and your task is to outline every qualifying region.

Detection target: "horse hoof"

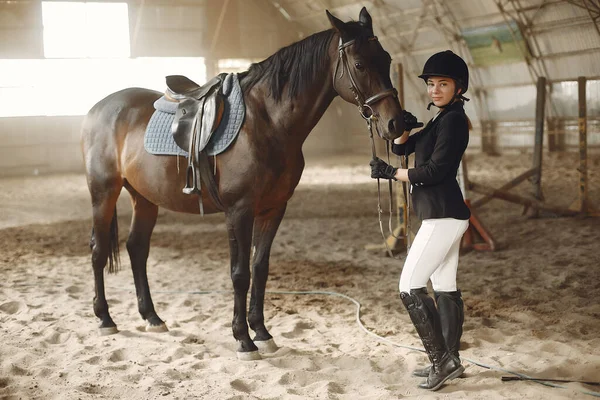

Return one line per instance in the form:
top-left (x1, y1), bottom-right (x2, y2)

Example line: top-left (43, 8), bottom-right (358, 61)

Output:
top-left (99, 326), bottom-right (119, 336)
top-left (236, 351), bottom-right (261, 361)
top-left (146, 323), bottom-right (168, 333)
top-left (255, 338), bottom-right (279, 353)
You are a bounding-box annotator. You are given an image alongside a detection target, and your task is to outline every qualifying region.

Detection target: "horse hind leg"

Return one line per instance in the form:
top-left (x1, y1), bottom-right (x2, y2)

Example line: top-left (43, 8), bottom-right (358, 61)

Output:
top-left (89, 184), bottom-right (122, 335)
top-left (248, 204), bottom-right (287, 354)
top-left (124, 184), bottom-right (167, 332)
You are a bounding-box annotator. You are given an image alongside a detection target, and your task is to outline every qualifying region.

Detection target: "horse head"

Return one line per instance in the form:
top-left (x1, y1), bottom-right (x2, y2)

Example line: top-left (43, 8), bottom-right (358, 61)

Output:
top-left (328, 7), bottom-right (405, 141)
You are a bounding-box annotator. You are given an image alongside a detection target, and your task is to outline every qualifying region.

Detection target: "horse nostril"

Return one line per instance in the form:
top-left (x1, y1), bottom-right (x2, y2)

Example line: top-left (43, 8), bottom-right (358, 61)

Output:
top-left (388, 118), bottom-right (396, 133)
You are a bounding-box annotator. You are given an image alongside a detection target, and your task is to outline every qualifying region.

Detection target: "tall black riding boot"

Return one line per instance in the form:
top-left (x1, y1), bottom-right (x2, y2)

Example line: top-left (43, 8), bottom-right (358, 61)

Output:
top-left (413, 290), bottom-right (465, 378)
top-left (401, 288), bottom-right (464, 391)
top-left (435, 290), bottom-right (464, 358)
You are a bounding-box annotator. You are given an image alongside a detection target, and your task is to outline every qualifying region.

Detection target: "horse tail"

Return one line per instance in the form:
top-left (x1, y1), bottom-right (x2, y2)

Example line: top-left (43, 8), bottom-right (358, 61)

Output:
top-left (107, 209), bottom-right (121, 274)
top-left (88, 208), bottom-right (121, 274)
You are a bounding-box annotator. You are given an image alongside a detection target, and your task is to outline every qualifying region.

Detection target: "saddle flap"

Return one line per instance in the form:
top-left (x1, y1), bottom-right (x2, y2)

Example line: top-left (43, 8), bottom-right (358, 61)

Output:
top-left (171, 93), bottom-right (225, 154)
top-left (172, 98), bottom-right (202, 151)
top-left (198, 95), bottom-right (224, 150)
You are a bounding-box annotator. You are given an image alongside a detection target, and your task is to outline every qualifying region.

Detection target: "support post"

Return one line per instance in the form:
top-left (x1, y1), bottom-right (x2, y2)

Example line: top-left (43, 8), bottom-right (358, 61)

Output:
top-left (130, 0), bottom-right (146, 56)
top-left (527, 76), bottom-right (546, 217)
top-left (210, 0), bottom-right (231, 55)
top-left (577, 76), bottom-right (588, 213)
top-left (481, 120), bottom-right (497, 155)
top-left (573, 76), bottom-right (599, 216)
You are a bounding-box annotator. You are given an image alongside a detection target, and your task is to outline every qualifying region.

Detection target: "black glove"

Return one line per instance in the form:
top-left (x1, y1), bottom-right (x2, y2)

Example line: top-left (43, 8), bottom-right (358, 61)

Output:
top-left (370, 157), bottom-right (398, 180)
top-left (404, 111), bottom-right (424, 131)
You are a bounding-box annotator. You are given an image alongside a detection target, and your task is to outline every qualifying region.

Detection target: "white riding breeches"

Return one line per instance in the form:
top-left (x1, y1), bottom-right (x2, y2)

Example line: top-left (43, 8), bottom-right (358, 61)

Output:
top-left (399, 218), bottom-right (469, 293)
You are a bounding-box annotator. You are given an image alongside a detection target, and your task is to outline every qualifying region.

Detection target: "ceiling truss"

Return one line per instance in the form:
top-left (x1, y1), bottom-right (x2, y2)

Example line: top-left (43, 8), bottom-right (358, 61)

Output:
top-left (563, 0), bottom-right (600, 38)
top-left (260, 0), bottom-right (598, 116)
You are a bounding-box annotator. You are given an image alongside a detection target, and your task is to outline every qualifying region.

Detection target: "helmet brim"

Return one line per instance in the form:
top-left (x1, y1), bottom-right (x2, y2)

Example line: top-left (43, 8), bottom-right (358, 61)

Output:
top-left (418, 73), bottom-right (459, 82)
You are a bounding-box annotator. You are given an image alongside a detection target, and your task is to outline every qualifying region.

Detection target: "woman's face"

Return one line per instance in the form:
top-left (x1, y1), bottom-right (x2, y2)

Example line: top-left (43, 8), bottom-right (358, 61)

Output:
top-left (427, 77), bottom-right (460, 107)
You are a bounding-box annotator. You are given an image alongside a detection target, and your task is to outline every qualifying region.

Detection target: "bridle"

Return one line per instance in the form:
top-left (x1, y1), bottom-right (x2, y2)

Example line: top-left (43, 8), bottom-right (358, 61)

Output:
top-left (333, 36), bottom-right (398, 122)
top-left (333, 35), bottom-right (407, 259)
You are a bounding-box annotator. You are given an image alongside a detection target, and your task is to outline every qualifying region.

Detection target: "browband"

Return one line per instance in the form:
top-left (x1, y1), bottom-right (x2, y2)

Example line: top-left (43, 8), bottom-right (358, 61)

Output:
top-left (338, 36), bottom-right (379, 50)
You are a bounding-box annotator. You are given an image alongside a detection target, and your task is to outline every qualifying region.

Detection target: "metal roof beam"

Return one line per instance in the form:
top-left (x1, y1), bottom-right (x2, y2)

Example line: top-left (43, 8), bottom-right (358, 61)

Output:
top-left (501, 0), bottom-right (560, 118)
top-left (350, 0), bottom-right (565, 25)
top-left (531, 15), bottom-right (598, 33)
top-left (539, 45), bottom-right (600, 58)
top-left (494, 1), bottom-right (540, 81)
top-left (471, 75), bottom-right (600, 90)
top-left (561, 0), bottom-right (600, 38)
top-left (370, 0), bottom-right (435, 106)
top-left (427, 0), bottom-right (491, 121)
top-left (259, 0), bottom-right (306, 38)
top-left (561, 0), bottom-right (599, 11)
top-left (291, 2), bottom-right (426, 22)
top-left (581, 0), bottom-right (600, 39)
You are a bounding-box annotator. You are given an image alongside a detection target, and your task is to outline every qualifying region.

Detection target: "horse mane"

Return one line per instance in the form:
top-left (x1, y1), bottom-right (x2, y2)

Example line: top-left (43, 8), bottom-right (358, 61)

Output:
top-left (239, 29), bottom-right (335, 101)
top-left (238, 22), bottom-right (374, 102)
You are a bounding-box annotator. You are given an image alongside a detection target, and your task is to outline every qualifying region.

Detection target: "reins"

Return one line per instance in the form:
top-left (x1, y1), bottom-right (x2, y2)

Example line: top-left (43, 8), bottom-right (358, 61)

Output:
top-left (367, 119), bottom-right (405, 259)
top-left (333, 35), bottom-right (405, 259)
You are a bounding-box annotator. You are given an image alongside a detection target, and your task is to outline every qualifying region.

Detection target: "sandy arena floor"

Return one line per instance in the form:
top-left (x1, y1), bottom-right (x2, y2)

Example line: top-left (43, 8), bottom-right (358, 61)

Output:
top-left (0, 152), bottom-right (599, 399)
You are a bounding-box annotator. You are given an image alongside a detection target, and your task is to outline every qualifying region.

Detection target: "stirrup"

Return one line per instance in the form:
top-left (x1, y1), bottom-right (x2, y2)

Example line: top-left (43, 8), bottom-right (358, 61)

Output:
top-left (183, 165), bottom-right (200, 195)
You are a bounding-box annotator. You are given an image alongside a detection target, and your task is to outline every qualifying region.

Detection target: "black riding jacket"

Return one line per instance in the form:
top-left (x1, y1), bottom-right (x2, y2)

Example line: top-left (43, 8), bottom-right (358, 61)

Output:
top-left (392, 101), bottom-right (471, 221)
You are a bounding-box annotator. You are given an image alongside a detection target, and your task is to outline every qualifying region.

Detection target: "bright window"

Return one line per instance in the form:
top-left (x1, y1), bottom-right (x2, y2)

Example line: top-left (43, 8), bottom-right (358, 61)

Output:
top-left (0, 58), bottom-right (206, 117)
top-left (42, 1), bottom-right (130, 58)
top-left (0, 2), bottom-right (206, 117)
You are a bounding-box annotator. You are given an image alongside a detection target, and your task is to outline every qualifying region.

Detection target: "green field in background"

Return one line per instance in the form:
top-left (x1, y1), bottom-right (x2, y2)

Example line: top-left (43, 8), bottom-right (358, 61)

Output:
top-left (470, 41), bottom-right (526, 66)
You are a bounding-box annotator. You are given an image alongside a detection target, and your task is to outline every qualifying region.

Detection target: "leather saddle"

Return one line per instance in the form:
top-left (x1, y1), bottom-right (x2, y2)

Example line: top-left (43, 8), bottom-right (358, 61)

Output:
top-left (166, 74), bottom-right (226, 153)
top-left (165, 74), bottom-right (227, 212)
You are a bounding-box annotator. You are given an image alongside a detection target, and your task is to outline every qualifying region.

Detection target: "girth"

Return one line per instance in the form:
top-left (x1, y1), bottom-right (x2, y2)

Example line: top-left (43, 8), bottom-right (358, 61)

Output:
top-left (166, 73), bottom-right (227, 214)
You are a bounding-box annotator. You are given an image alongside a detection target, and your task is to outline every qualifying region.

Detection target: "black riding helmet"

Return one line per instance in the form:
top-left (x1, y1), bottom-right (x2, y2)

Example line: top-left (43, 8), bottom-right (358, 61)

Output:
top-left (419, 50), bottom-right (469, 109)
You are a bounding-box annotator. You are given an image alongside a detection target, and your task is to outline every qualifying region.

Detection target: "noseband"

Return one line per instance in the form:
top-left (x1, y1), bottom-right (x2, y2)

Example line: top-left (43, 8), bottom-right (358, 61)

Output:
top-left (333, 36), bottom-right (398, 121)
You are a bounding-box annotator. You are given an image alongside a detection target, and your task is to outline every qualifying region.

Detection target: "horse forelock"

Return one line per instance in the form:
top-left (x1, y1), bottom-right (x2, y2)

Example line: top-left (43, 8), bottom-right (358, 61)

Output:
top-left (340, 21), bottom-right (374, 47)
top-left (240, 29), bottom-right (337, 102)
top-left (342, 21), bottom-right (392, 83)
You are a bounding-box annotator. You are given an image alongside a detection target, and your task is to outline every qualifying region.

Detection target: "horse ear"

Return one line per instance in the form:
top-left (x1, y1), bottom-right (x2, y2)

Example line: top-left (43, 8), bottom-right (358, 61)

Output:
top-left (326, 10), bottom-right (346, 34)
top-left (359, 7), bottom-right (373, 29)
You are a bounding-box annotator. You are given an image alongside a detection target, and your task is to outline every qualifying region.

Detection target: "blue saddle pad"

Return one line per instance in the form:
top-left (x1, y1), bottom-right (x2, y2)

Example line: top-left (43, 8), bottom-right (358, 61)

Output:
top-left (144, 73), bottom-right (245, 157)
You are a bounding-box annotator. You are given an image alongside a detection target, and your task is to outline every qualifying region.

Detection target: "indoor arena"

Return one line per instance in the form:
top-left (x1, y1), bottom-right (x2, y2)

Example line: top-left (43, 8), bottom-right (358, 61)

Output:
top-left (1, 1), bottom-right (599, 399)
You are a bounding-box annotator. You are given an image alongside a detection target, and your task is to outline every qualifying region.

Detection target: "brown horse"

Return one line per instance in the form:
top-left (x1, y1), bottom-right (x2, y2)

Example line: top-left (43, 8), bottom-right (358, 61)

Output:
top-left (81, 7), bottom-right (405, 360)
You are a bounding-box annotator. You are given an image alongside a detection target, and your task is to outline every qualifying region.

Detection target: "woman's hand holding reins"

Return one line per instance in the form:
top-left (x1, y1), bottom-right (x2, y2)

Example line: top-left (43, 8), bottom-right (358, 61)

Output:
top-left (370, 157), bottom-right (398, 181)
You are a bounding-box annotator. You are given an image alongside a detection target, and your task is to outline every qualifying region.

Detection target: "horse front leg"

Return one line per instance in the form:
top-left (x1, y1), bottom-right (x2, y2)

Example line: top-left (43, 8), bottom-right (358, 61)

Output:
top-left (248, 204), bottom-right (287, 353)
top-left (226, 206), bottom-right (258, 360)
top-left (125, 188), bottom-right (167, 332)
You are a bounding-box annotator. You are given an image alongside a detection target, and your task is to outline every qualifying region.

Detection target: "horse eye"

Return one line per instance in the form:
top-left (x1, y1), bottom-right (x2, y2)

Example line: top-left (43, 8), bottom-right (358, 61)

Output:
top-left (354, 62), bottom-right (364, 70)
